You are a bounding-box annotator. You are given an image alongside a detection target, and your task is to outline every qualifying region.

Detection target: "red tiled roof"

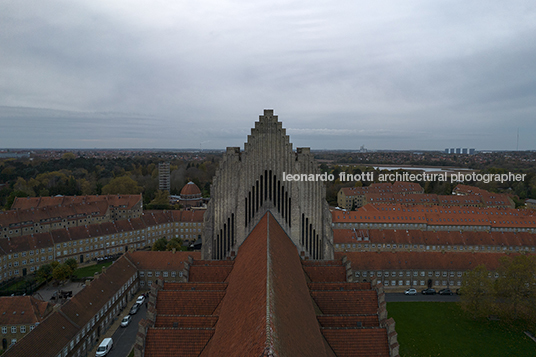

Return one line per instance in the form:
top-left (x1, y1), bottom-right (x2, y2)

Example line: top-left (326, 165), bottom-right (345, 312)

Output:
top-left (181, 182), bottom-right (202, 196)
top-left (336, 251), bottom-right (535, 271)
top-left (3, 311), bottom-right (80, 357)
top-left (188, 265), bottom-right (233, 282)
top-left (333, 228), bottom-right (536, 247)
top-left (201, 213), bottom-right (332, 356)
top-left (318, 315), bottom-right (380, 328)
top-left (312, 290), bottom-right (379, 315)
top-left (156, 290), bottom-right (225, 315)
top-left (154, 315), bottom-right (218, 328)
top-left (332, 204), bottom-right (536, 229)
top-left (303, 264), bottom-right (347, 282)
top-left (0, 296), bottom-right (51, 325)
top-left (163, 282), bottom-right (227, 291)
top-left (126, 251), bottom-right (200, 271)
top-left (145, 328), bottom-right (214, 357)
top-left (321, 329), bottom-right (389, 357)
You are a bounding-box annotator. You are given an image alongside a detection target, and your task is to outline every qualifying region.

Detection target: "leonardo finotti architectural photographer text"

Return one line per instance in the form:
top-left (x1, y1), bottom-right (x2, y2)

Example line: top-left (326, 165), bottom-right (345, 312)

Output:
top-left (283, 171), bottom-right (526, 183)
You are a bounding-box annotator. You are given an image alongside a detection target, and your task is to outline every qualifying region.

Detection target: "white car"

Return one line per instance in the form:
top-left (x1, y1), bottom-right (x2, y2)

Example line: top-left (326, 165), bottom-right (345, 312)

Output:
top-left (404, 288), bottom-right (417, 295)
top-left (120, 315), bottom-right (131, 327)
top-left (136, 295), bottom-right (145, 305)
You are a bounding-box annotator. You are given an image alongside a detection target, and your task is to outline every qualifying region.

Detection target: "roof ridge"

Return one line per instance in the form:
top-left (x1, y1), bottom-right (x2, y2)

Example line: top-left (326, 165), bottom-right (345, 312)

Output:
top-left (264, 213), bottom-right (275, 356)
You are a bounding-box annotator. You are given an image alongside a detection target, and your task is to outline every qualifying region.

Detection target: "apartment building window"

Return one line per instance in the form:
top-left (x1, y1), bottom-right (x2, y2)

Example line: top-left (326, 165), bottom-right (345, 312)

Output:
top-left (20, 326), bottom-right (26, 333)
top-left (2, 326), bottom-right (6, 334)
top-left (11, 326), bottom-right (17, 333)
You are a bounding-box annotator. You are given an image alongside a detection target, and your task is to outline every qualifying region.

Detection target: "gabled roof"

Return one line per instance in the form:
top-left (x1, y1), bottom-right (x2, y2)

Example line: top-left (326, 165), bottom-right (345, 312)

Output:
top-left (0, 296), bottom-right (52, 325)
top-left (201, 212), bottom-right (331, 356)
top-left (3, 311), bottom-right (79, 357)
top-left (3, 255), bottom-right (137, 357)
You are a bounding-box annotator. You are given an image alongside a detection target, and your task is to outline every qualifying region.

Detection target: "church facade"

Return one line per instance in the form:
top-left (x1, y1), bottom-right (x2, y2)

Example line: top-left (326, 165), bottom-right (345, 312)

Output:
top-left (202, 109), bottom-right (334, 260)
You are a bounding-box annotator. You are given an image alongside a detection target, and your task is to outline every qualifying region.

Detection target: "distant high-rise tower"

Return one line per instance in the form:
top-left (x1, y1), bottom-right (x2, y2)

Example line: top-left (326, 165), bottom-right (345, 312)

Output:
top-left (158, 162), bottom-right (170, 193)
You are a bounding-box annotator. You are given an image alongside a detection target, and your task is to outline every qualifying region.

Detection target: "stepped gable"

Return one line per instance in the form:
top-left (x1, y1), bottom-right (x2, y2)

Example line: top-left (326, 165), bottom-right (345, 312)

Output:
top-left (202, 109), bottom-right (334, 261)
top-left (201, 212), bottom-right (333, 357)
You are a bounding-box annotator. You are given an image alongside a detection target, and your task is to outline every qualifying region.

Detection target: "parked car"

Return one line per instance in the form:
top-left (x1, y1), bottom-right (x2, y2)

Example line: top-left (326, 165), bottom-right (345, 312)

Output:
top-left (136, 295), bottom-right (145, 305)
top-left (421, 288), bottom-right (436, 295)
top-left (95, 337), bottom-right (113, 357)
top-left (404, 288), bottom-right (417, 295)
top-left (120, 315), bottom-right (131, 327)
top-left (130, 303), bottom-right (140, 315)
top-left (438, 288), bottom-right (453, 295)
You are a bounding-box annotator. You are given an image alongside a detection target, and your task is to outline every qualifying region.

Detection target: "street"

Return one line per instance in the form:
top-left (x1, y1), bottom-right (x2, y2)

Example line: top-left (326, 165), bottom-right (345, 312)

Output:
top-left (107, 302), bottom-right (147, 357)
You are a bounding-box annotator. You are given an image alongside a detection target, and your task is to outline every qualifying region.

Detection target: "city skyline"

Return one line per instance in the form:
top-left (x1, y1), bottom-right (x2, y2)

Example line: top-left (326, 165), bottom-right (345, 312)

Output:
top-left (1, 1), bottom-right (536, 150)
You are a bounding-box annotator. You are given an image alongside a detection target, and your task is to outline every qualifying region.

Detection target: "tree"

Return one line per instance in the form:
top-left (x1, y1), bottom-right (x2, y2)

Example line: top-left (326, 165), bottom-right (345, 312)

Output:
top-left (147, 190), bottom-right (171, 210)
top-left (62, 152), bottom-right (76, 160)
top-left (152, 237), bottom-right (168, 251)
top-left (36, 264), bottom-right (53, 282)
top-left (494, 255), bottom-right (536, 321)
top-left (64, 258), bottom-right (78, 274)
top-left (101, 176), bottom-right (142, 195)
top-left (52, 264), bottom-right (72, 282)
top-left (459, 264), bottom-right (494, 319)
top-left (166, 237), bottom-right (185, 251)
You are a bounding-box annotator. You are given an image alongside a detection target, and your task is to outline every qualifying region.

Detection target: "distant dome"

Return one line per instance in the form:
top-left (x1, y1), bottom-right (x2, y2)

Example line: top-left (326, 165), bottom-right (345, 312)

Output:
top-left (180, 181), bottom-right (201, 197)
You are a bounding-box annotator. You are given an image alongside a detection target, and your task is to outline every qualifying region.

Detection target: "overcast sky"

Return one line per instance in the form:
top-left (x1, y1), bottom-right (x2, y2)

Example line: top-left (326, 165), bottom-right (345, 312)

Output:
top-left (1, 0), bottom-right (535, 150)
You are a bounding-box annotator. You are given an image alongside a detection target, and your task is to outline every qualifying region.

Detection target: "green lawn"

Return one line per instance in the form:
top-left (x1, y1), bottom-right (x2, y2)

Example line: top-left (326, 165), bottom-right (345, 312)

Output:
top-left (73, 262), bottom-right (113, 278)
top-left (387, 302), bottom-right (535, 357)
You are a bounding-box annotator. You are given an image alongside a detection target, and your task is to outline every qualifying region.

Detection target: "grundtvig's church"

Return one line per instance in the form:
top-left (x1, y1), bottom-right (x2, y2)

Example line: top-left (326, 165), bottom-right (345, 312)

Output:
top-left (202, 109), bottom-right (334, 260)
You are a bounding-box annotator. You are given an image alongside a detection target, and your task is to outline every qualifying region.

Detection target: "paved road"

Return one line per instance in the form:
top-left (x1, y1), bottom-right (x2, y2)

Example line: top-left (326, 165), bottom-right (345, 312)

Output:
top-left (386, 292), bottom-right (460, 302)
top-left (108, 302), bottom-right (147, 357)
